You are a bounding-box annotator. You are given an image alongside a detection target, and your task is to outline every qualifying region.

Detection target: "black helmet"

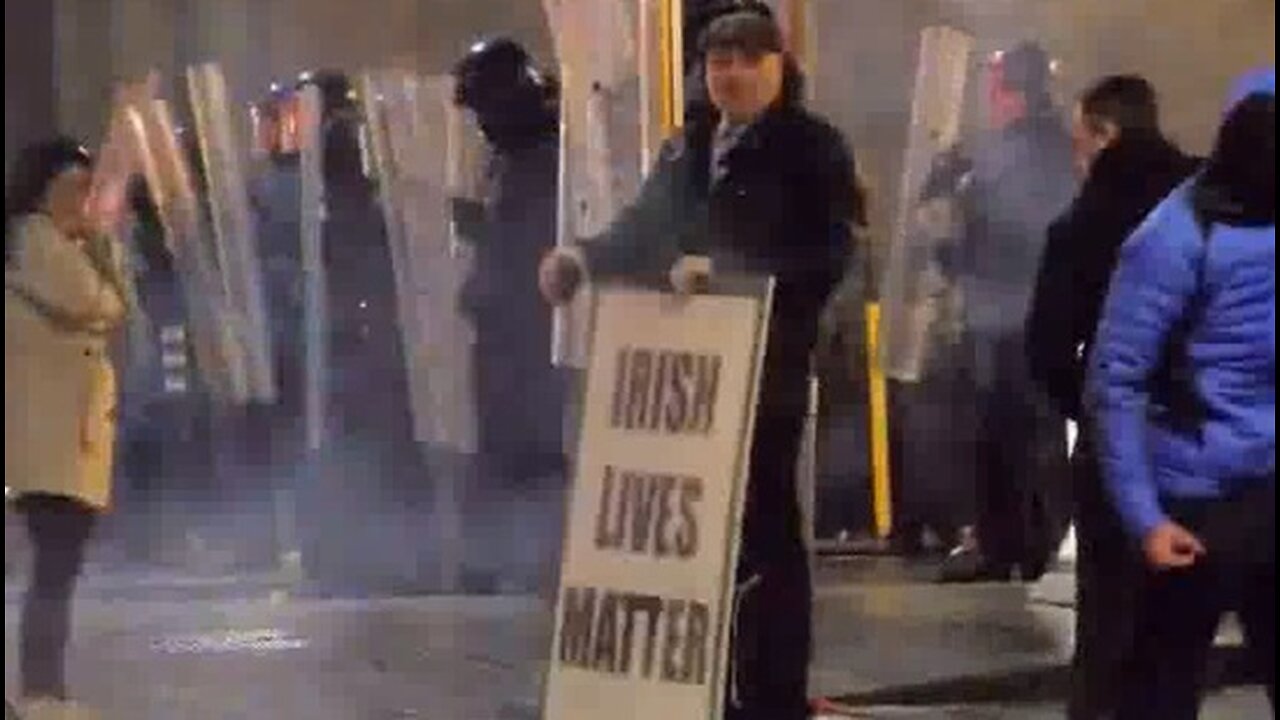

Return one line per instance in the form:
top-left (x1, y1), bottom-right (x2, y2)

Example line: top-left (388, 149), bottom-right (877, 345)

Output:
top-left (293, 70), bottom-right (367, 185)
top-left (452, 37), bottom-right (547, 110)
top-left (452, 37), bottom-right (557, 151)
top-left (296, 69), bottom-right (358, 114)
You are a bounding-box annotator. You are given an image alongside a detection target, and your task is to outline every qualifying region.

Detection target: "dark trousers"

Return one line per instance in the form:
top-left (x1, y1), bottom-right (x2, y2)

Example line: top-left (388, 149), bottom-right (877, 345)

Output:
top-left (971, 332), bottom-right (1070, 576)
top-left (890, 346), bottom-right (979, 546)
top-left (727, 410), bottom-right (812, 720)
top-left (18, 494), bottom-right (97, 699)
top-left (465, 335), bottom-right (568, 592)
top-left (298, 429), bottom-right (432, 594)
top-left (213, 401), bottom-right (292, 570)
top-left (460, 456), bottom-right (566, 593)
top-left (1070, 435), bottom-right (1142, 719)
top-left (1117, 484), bottom-right (1276, 720)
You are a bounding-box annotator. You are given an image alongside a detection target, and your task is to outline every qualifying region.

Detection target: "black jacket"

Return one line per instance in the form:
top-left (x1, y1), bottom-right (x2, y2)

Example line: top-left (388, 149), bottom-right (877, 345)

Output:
top-left (457, 125), bottom-right (565, 472)
top-left (1025, 132), bottom-right (1198, 420)
top-left (459, 132), bottom-right (559, 337)
top-left (579, 101), bottom-right (863, 416)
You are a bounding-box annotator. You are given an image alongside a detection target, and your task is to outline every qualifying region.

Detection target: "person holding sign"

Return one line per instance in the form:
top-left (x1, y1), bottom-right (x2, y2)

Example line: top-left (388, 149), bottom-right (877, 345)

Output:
top-left (540, 6), bottom-right (864, 718)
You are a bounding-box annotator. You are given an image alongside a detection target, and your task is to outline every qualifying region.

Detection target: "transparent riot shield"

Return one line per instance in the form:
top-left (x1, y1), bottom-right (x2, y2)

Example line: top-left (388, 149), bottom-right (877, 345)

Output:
top-left (543, 0), bottom-right (652, 368)
top-left (878, 26), bottom-right (973, 383)
top-left (185, 62), bottom-right (277, 404)
top-left (444, 86), bottom-right (490, 258)
top-left (92, 75), bottom-right (247, 405)
top-left (359, 70), bottom-right (478, 453)
top-left (88, 76), bottom-right (158, 236)
top-left (147, 98), bottom-right (249, 405)
top-left (297, 84), bottom-right (329, 452)
top-left (87, 76), bottom-right (164, 395)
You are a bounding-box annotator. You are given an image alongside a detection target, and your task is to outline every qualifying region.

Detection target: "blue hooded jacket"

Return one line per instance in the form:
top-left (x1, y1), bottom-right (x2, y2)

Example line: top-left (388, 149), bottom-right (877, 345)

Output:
top-left (1087, 68), bottom-right (1276, 538)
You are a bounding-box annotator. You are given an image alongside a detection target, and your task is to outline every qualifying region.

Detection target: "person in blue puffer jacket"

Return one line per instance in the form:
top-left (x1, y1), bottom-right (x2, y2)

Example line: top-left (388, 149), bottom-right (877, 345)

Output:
top-left (1087, 68), bottom-right (1274, 719)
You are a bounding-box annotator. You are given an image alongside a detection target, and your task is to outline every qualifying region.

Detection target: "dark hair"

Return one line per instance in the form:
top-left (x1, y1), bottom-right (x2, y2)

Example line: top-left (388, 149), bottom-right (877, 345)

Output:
top-left (684, 3), bottom-right (803, 127)
top-left (1080, 75), bottom-right (1160, 135)
top-left (5, 137), bottom-right (92, 230)
top-left (700, 8), bottom-right (784, 56)
top-left (1191, 92), bottom-right (1275, 230)
top-left (689, 1), bottom-right (776, 51)
top-left (5, 137), bottom-right (93, 261)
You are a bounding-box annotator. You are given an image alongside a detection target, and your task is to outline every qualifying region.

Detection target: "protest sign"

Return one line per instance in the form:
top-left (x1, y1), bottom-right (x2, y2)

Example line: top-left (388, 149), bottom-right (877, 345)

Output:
top-left (544, 280), bottom-right (772, 719)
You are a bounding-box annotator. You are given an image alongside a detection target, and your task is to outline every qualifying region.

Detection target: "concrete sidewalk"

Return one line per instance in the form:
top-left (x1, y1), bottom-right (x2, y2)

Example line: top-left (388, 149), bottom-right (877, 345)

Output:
top-left (6, 562), bottom-right (1271, 719)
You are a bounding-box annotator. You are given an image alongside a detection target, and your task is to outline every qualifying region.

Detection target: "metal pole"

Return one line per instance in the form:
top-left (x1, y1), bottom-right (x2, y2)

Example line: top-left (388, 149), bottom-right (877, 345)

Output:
top-left (798, 373), bottom-right (820, 564)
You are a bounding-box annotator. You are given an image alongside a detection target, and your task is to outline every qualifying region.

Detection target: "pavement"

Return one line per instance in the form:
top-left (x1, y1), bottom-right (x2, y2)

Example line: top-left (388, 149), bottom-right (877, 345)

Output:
top-left (4, 558), bottom-right (1271, 719)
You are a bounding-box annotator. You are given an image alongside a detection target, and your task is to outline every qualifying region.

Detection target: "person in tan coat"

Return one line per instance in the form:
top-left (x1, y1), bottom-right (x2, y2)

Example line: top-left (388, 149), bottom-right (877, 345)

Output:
top-left (5, 137), bottom-right (130, 708)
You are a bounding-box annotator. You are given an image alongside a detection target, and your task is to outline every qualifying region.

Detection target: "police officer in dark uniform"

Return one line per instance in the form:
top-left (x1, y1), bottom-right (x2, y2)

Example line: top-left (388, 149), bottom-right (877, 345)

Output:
top-left (246, 83), bottom-right (308, 572)
top-left (937, 42), bottom-right (1076, 582)
top-left (540, 7), bottom-right (862, 717)
top-left (116, 178), bottom-right (216, 565)
top-left (451, 38), bottom-right (567, 592)
top-left (889, 146), bottom-right (981, 556)
top-left (251, 71), bottom-right (429, 595)
top-left (314, 70), bottom-right (429, 594)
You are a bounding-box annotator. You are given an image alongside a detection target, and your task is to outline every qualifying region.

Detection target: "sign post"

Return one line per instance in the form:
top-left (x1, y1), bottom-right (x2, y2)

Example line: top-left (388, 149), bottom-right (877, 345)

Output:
top-left (543, 279), bottom-right (772, 719)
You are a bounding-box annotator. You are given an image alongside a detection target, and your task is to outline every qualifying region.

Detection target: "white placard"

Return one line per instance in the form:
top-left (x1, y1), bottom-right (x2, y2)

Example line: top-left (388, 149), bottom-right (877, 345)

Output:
top-left (544, 282), bottom-right (772, 720)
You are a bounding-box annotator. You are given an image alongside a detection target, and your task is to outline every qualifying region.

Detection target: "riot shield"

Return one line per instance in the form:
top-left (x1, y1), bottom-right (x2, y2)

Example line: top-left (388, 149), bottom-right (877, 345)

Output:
top-left (359, 70), bottom-right (478, 453)
top-left (88, 76), bottom-right (165, 396)
top-left (91, 75), bottom-right (247, 405)
top-left (878, 26), bottom-right (973, 383)
top-left (185, 63), bottom-right (278, 404)
top-left (297, 84), bottom-right (329, 452)
top-left (443, 88), bottom-right (489, 259)
top-left (87, 76), bottom-right (158, 236)
top-left (147, 98), bottom-right (250, 405)
top-left (543, 0), bottom-right (652, 368)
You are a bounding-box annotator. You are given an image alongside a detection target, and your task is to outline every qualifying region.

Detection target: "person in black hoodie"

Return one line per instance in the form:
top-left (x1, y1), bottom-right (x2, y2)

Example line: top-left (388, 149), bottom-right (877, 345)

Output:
top-left (1024, 74), bottom-right (1198, 720)
top-left (539, 6), bottom-right (863, 718)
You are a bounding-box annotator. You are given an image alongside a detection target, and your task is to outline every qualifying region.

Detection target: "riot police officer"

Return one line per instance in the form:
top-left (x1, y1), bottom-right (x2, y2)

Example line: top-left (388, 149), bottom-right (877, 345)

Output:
top-left (936, 42), bottom-right (1075, 582)
top-left (251, 71), bottom-right (429, 595)
top-left (451, 38), bottom-right (567, 593)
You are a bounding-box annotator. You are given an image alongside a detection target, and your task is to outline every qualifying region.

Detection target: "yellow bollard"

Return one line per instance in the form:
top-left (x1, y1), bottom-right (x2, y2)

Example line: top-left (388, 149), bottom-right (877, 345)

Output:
top-left (658, 0), bottom-right (684, 137)
top-left (864, 302), bottom-right (893, 539)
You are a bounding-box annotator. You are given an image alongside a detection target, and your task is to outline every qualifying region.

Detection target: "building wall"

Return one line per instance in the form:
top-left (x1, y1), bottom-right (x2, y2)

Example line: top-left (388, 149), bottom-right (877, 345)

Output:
top-left (4, 0), bottom-right (56, 174)
top-left (26, 0), bottom-right (553, 152)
